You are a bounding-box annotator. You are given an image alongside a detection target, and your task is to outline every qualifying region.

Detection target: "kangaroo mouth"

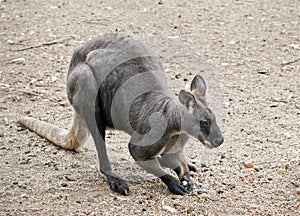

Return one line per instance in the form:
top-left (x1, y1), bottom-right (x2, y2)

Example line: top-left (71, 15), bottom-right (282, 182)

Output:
top-left (203, 140), bottom-right (214, 149)
top-left (197, 135), bottom-right (214, 149)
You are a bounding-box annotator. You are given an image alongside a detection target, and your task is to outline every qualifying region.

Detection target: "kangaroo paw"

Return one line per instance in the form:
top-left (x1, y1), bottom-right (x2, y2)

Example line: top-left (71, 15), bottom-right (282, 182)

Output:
top-left (160, 174), bottom-right (186, 195)
top-left (107, 175), bottom-right (129, 196)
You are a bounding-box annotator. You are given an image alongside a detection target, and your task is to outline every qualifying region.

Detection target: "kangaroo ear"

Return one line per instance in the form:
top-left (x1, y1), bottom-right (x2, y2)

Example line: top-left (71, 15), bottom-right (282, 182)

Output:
top-left (178, 90), bottom-right (195, 110)
top-left (190, 75), bottom-right (207, 96)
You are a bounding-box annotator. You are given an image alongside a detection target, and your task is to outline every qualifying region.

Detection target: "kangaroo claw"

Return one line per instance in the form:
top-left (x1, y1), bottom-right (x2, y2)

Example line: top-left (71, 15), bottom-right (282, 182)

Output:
top-left (180, 174), bottom-right (194, 192)
top-left (188, 163), bottom-right (197, 172)
top-left (107, 175), bottom-right (129, 196)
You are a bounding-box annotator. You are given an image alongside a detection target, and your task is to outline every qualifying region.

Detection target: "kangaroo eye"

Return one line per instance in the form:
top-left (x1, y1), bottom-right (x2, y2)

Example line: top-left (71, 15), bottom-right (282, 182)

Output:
top-left (200, 120), bottom-right (208, 128)
top-left (200, 120), bottom-right (210, 135)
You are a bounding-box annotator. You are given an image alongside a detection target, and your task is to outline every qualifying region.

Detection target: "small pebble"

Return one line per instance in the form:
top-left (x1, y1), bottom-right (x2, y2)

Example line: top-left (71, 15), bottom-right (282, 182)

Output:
top-left (227, 183), bottom-right (236, 189)
top-left (283, 132), bottom-right (291, 139)
top-left (203, 168), bottom-right (210, 172)
top-left (163, 205), bottom-right (176, 213)
top-left (7, 39), bottom-right (15, 44)
top-left (217, 190), bottom-right (224, 194)
top-left (244, 162), bottom-right (254, 168)
top-left (61, 182), bottom-right (68, 187)
top-left (65, 175), bottom-right (76, 181)
top-left (197, 190), bottom-right (207, 195)
top-left (254, 167), bottom-right (261, 172)
top-left (20, 193), bottom-right (28, 199)
top-left (4, 117), bottom-right (9, 126)
top-left (239, 173), bottom-right (245, 178)
top-left (9, 58), bottom-right (26, 64)
top-left (296, 188), bottom-right (300, 195)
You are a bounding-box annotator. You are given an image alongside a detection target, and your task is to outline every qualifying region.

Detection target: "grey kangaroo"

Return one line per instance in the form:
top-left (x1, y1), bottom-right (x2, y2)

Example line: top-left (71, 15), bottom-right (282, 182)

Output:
top-left (18, 34), bottom-right (223, 195)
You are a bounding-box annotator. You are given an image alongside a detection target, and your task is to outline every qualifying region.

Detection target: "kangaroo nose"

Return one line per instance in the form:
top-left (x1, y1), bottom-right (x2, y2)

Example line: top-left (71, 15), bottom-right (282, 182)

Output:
top-left (214, 137), bottom-right (224, 146)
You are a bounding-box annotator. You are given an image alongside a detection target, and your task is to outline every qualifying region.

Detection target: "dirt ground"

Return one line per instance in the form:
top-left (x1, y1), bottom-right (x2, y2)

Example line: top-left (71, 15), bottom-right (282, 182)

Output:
top-left (0, 0), bottom-right (299, 215)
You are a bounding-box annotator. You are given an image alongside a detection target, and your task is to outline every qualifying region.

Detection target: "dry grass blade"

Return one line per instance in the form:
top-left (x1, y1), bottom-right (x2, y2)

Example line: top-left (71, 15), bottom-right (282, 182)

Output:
top-left (281, 57), bottom-right (300, 66)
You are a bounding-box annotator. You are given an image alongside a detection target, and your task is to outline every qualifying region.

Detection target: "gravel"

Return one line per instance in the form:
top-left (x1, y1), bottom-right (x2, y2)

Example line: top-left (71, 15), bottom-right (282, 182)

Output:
top-left (0, 0), bottom-right (299, 215)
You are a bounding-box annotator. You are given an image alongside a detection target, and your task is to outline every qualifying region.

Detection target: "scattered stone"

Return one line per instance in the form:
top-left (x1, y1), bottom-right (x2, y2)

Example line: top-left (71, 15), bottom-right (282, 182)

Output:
top-left (158, 0), bottom-right (164, 5)
top-left (244, 162), bottom-right (254, 168)
top-left (65, 175), bottom-right (76, 181)
top-left (229, 40), bottom-right (236, 45)
top-left (18, 183), bottom-right (27, 189)
top-left (4, 117), bottom-right (9, 126)
top-left (254, 167), bottom-right (261, 172)
top-left (175, 74), bottom-right (181, 79)
top-left (217, 190), bottom-right (224, 194)
top-left (7, 39), bottom-right (15, 44)
top-left (9, 58), bottom-right (26, 64)
top-left (61, 182), bottom-right (68, 187)
top-left (203, 168), bottom-right (210, 172)
top-left (239, 173), bottom-right (245, 178)
top-left (284, 132), bottom-right (292, 139)
top-left (200, 163), bottom-right (208, 168)
top-left (163, 205), bottom-right (176, 213)
top-left (197, 190), bottom-right (206, 195)
top-left (16, 125), bottom-right (26, 131)
top-left (296, 188), bottom-right (300, 195)
top-left (19, 158), bottom-right (30, 165)
top-left (20, 193), bottom-right (28, 199)
top-left (227, 183), bottom-right (236, 190)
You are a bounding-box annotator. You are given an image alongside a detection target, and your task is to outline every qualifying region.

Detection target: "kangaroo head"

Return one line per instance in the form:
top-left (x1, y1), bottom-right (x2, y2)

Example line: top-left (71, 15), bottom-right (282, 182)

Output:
top-left (178, 75), bottom-right (224, 148)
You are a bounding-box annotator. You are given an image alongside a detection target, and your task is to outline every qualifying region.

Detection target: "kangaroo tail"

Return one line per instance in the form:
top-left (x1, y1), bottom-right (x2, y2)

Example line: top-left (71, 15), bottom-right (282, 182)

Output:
top-left (17, 116), bottom-right (83, 150)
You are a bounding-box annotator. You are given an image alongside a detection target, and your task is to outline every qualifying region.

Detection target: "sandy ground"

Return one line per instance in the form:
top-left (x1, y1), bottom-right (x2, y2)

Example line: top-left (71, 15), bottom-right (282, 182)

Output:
top-left (0, 0), bottom-right (299, 215)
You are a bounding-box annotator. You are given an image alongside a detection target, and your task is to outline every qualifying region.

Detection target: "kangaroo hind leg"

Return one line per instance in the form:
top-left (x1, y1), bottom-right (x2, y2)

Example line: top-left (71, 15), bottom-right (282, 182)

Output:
top-left (63, 111), bottom-right (90, 150)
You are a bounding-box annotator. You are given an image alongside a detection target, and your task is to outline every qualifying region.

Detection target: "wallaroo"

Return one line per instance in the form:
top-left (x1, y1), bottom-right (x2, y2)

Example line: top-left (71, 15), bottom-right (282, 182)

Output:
top-left (18, 34), bottom-right (224, 195)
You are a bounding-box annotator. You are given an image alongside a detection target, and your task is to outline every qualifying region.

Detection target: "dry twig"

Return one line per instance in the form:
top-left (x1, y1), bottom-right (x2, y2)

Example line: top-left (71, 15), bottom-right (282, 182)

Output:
top-left (11, 36), bottom-right (74, 52)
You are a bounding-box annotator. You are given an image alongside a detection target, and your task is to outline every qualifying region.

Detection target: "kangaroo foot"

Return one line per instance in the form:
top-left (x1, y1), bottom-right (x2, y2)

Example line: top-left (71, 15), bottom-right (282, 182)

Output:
top-left (160, 174), bottom-right (186, 195)
top-left (105, 174), bottom-right (129, 195)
